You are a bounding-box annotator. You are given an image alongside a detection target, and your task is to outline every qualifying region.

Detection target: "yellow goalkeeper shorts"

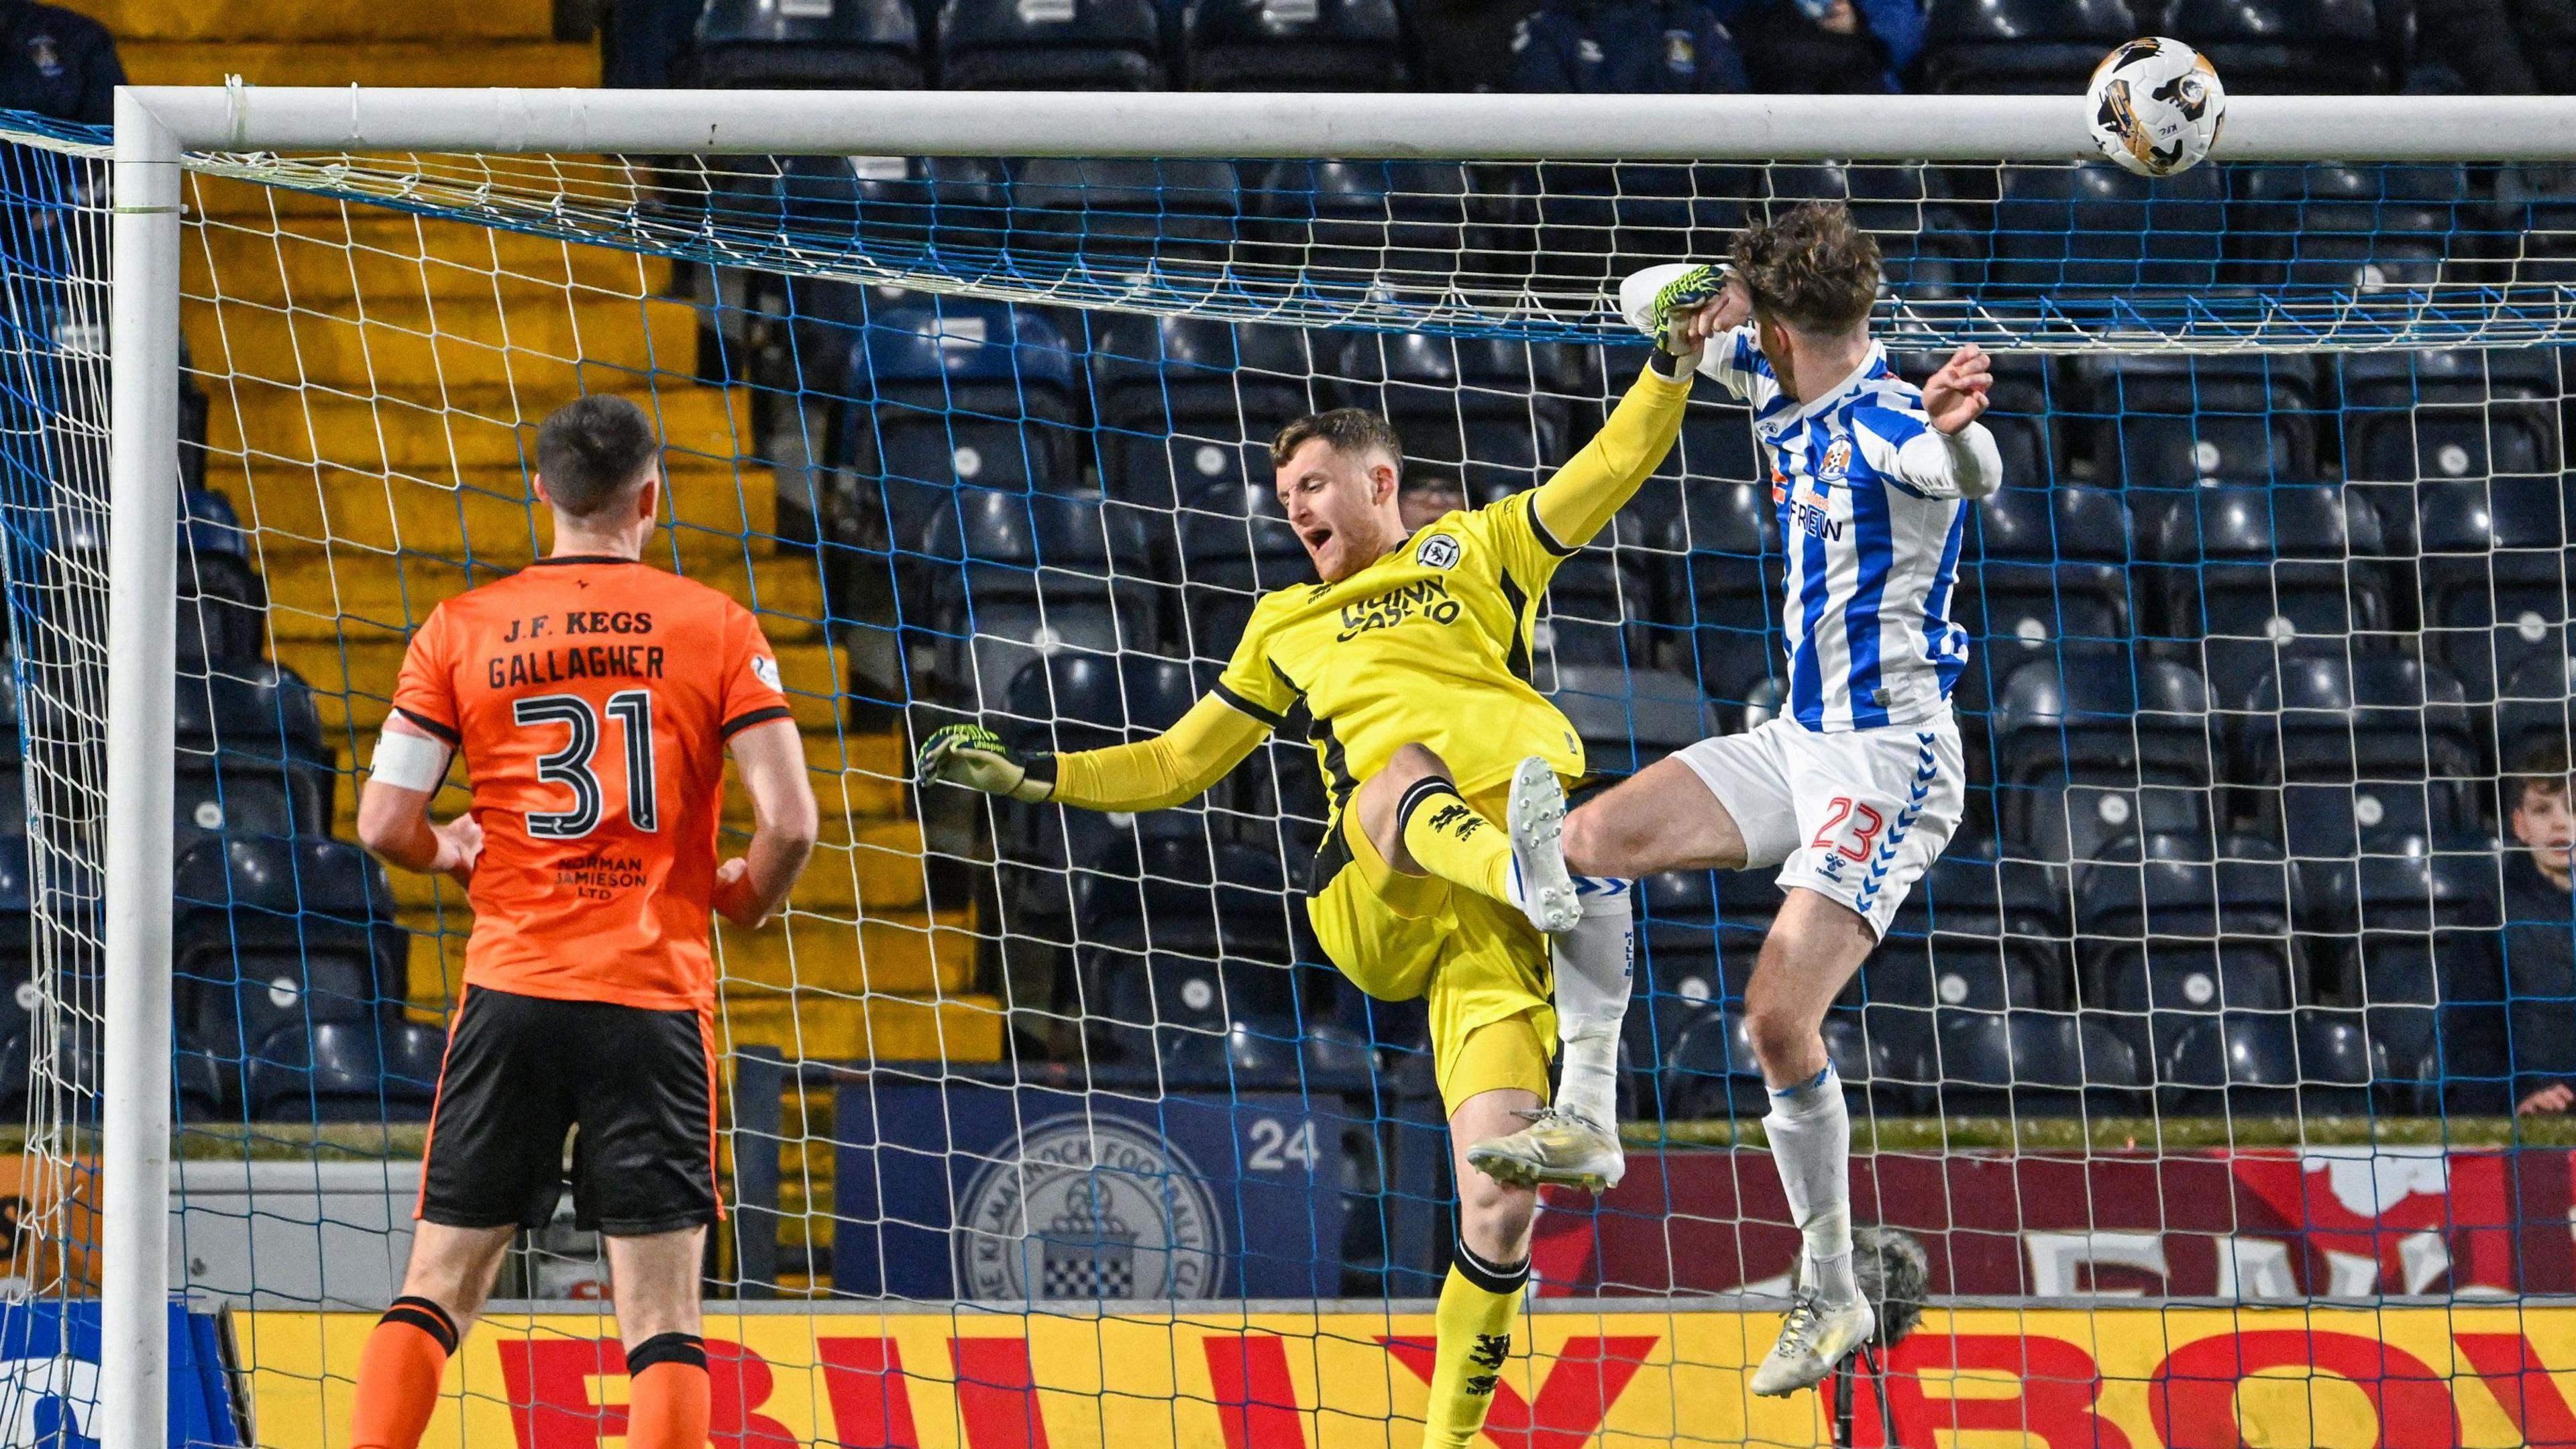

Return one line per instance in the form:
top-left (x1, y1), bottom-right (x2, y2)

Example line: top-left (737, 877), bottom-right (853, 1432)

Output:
top-left (1305, 786), bottom-right (1555, 1117)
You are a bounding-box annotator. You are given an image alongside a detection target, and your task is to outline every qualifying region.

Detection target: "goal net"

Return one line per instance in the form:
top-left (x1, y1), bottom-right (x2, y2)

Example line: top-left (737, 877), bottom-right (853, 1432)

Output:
top-left (23, 91), bottom-right (2576, 1446)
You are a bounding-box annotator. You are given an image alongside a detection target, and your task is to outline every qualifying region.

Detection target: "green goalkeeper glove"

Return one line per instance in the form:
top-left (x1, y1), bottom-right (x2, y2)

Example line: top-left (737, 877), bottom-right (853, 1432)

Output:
top-left (1619, 262), bottom-right (1734, 355)
top-left (916, 723), bottom-right (1056, 803)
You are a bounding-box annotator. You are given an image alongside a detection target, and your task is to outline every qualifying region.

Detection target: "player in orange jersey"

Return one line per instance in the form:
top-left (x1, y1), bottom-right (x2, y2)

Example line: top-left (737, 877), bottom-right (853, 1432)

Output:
top-left (344, 394), bottom-right (818, 1449)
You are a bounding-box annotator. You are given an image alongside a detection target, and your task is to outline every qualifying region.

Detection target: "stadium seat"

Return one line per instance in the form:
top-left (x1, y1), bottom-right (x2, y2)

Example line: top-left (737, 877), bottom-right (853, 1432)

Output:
top-left (177, 488), bottom-right (266, 663)
top-left (1248, 160), bottom-right (1482, 301)
top-left (172, 661), bottom-right (333, 860)
top-left (936, 0), bottom-right (1165, 89)
top-left (2139, 483), bottom-right (2392, 684)
top-left (2235, 654), bottom-right (2480, 838)
top-left (1491, 160), bottom-right (1752, 297)
top-left (1628, 869), bottom-right (1778, 1061)
top-left (842, 299), bottom-right (1082, 551)
top-left (1957, 486), bottom-right (2134, 657)
top-left (998, 651), bottom-right (1213, 920)
top-left (2412, 474), bottom-right (2576, 704)
top-left (2074, 833), bottom-right (2303, 1065)
top-left (2230, 164), bottom-right (2464, 290)
top-left (1174, 481), bottom-right (1309, 657)
top-left (170, 835), bottom-right (421, 1118)
top-left (1332, 332), bottom-right (1578, 500)
top-left (2499, 652), bottom-right (2576, 765)
top-left (1010, 158), bottom-right (1240, 267)
top-left (1181, 0), bottom-right (1408, 90)
top-left (1674, 478), bottom-right (1785, 693)
top-left (755, 155), bottom-right (1010, 284)
top-left (2339, 348), bottom-right (2563, 486)
top-left (1762, 163), bottom-right (1972, 291)
top-left (1545, 665), bottom-right (1718, 778)
top-left (1986, 162), bottom-right (2227, 293)
top-left (2493, 164), bottom-right (2576, 284)
top-left (2312, 847), bottom-right (2499, 1073)
top-left (2156, 1008), bottom-right (2384, 1117)
top-left (1926, 1008), bottom-right (2141, 1116)
top-left (2165, 0), bottom-right (2390, 93)
top-left (1868, 857), bottom-right (2072, 1112)
top-left (1915, 0), bottom-right (2148, 94)
top-left (918, 489), bottom-right (1161, 708)
top-left (694, 0), bottom-right (924, 88)
top-left (2072, 352), bottom-right (2322, 488)
top-left (1536, 544), bottom-right (1658, 670)
top-left (1988, 645), bottom-right (2217, 868)
top-left (1077, 841), bottom-right (1299, 1063)
top-left (1089, 315), bottom-right (1311, 510)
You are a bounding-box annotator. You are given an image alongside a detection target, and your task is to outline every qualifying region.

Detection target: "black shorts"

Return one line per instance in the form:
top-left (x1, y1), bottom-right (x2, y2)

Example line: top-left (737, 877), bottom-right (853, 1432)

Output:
top-left (417, 986), bottom-right (720, 1236)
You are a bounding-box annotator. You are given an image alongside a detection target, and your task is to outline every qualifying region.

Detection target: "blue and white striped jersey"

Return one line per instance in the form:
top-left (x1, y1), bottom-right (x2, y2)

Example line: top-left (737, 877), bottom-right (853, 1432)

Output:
top-left (1700, 329), bottom-right (1998, 733)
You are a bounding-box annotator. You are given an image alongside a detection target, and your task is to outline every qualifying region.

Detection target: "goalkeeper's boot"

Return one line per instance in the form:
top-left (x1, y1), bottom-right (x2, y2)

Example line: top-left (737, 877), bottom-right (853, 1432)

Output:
top-left (1748, 1287), bottom-right (1876, 1398)
top-left (1505, 755), bottom-right (1581, 935)
top-left (1466, 1107), bottom-right (1625, 1193)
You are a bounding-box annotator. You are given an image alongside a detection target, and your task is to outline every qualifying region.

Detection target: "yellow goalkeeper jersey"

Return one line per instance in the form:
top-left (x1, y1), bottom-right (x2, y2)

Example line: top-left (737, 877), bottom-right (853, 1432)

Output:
top-left (1210, 490), bottom-right (1587, 815)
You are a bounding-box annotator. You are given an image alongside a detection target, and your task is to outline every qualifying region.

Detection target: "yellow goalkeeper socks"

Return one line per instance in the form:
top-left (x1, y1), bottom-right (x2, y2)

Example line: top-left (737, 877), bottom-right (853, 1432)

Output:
top-left (1397, 778), bottom-right (1517, 905)
top-left (1423, 1241), bottom-right (1528, 1449)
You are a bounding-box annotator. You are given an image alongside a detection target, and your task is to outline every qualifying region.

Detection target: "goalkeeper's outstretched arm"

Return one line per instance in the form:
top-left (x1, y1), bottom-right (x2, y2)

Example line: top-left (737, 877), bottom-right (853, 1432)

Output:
top-left (1526, 263), bottom-right (1737, 552)
top-left (917, 694), bottom-right (1273, 814)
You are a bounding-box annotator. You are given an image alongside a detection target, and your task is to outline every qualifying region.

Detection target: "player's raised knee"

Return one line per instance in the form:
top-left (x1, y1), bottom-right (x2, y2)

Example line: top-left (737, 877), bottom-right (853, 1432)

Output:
top-left (1385, 741), bottom-right (1450, 784)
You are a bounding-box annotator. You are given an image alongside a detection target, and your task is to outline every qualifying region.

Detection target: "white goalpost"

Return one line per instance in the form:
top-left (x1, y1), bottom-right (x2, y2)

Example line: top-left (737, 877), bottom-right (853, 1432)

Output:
top-left (81, 83), bottom-right (2576, 1449)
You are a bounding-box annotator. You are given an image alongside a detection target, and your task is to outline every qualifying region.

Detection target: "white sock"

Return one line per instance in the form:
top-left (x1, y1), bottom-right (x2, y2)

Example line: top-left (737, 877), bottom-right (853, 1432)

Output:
top-left (1764, 1066), bottom-right (1856, 1304)
top-left (1550, 877), bottom-right (1633, 1130)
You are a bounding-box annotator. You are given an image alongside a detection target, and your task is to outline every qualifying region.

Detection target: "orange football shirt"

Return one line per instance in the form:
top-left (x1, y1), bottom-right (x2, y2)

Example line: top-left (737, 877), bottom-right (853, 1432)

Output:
top-left (390, 555), bottom-right (793, 1012)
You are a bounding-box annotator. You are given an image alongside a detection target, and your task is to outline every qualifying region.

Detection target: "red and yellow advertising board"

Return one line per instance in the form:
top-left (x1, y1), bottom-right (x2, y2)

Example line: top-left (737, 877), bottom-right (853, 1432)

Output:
top-left (239, 1304), bottom-right (2576, 1448)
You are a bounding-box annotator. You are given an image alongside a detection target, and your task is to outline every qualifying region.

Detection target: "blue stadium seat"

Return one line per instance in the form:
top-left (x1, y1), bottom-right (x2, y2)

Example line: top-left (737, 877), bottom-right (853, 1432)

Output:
top-left (842, 299), bottom-right (1082, 549)
top-left (1674, 479), bottom-right (1784, 697)
top-left (694, 0), bottom-right (924, 88)
top-left (2075, 833), bottom-right (2303, 1065)
top-left (1493, 160), bottom-right (1752, 295)
top-left (178, 488), bottom-right (266, 663)
top-left (1248, 160), bottom-right (1481, 301)
top-left (995, 651), bottom-right (1210, 918)
top-left (1537, 544), bottom-right (1658, 669)
top-left (173, 661), bottom-right (332, 860)
top-left (1010, 158), bottom-right (1240, 267)
top-left (918, 490), bottom-right (1161, 708)
top-left (1089, 315), bottom-right (1309, 511)
top-left (2339, 348), bottom-right (2562, 485)
top-left (2235, 654), bottom-right (2480, 838)
top-left (2493, 164), bottom-right (2576, 284)
top-left (936, 0), bottom-right (1165, 89)
top-left (1077, 840), bottom-right (1299, 1064)
top-left (1545, 664), bottom-right (1717, 778)
top-left (1181, 0), bottom-right (1408, 90)
top-left (1628, 869), bottom-right (1782, 1063)
top-left (1926, 1008), bottom-right (2141, 1116)
top-left (2500, 652), bottom-right (2576, 765)
top-left (170, 836), bottom-right (425, 1119)
top-left (1868, 857), bottom-right (2070, 1110)
top-left (756, 155), bottom-right (1009, 278)
top-left (1958, 486), bottom-right (2134, 656)
top-left (2157, 1008), bottom-right (2384, 1117)
top-left (1916, 0), bottom-right (2147, 94)
top-left (2413, 474), bottom-right (2576, 705)
top-left (1986, 163), bottom-right (2227, 292)
top-left (2072, 353), bottom-right (2321, 488)
top-left (1988, 645), bottom-right (2216, 867)
top-left (1175, 481), bottom-right (1308, 657)
top-left (2230, 164), bottom-right (2464, 290)
top-left (1761, 163), bottom-right (1972, 290)
top-left (2167, 0), bottom-right (2390, 93)
top-left (2313, 847), bottom-right (2499, 1075)
top-left (1333, 333), bottom-right (1578, 500)
top-left (2139, 483), bottom-right (2391, 684)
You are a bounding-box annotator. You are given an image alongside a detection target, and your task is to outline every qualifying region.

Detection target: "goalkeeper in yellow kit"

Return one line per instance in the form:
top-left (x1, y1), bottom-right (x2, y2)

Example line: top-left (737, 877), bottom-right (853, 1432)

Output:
top-left (920, 271), bottom-right (1721, 1449)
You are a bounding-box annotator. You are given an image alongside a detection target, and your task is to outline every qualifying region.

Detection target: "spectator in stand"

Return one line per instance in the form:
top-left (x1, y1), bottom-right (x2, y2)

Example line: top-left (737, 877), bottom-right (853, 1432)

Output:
top-left (1706, 0), bottom-right (1921, 93)
top-left (2500, 739), bottom-right (2576, 1114)
top-left (1507, 0), bottom-right (1751, 96)
top-left (0, 0), bottom-right (121, 127)
top-left (1399, 472), bottom-right (1468, 531)
top-left (2405, 0), bottom-right (2575, 94)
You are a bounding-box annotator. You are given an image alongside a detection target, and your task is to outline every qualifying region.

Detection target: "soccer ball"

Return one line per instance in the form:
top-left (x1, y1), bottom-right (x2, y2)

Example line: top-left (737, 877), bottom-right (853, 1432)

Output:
top-left (2086, 38), bottom-right (2227, 178)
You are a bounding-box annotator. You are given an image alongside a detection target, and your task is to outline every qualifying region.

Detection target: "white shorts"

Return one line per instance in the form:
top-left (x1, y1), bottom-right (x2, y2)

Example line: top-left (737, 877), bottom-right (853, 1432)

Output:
top-left (1672, 714), bottom-right (1967, 938)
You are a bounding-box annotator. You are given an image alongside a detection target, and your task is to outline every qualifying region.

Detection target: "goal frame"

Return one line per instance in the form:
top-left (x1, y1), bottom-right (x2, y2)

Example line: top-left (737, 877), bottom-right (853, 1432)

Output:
top-left (97, 85), bottom-right (2576, 1449)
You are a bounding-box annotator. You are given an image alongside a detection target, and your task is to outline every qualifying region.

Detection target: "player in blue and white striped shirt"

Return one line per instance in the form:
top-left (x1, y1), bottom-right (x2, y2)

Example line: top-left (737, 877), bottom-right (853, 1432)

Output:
top-left (1552, 203), bottom-right (1999, 1399)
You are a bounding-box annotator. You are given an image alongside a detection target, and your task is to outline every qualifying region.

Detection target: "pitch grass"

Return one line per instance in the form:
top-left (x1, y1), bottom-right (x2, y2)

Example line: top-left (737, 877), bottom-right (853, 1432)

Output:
top-left (19, 1114), bottom-right (2560, 1161)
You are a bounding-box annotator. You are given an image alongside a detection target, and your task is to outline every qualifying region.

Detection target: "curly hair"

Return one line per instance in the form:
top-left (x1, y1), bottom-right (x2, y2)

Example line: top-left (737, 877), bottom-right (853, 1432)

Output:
top-left (1729, 199), bottom-right (1882, 335)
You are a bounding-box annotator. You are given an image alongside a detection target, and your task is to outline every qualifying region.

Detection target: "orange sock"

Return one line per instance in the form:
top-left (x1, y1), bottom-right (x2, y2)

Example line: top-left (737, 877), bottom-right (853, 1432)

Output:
top-left (349, 1296), bottom-right (456, 1449)
top-left (626, 1334), bottom-right (710, 1449)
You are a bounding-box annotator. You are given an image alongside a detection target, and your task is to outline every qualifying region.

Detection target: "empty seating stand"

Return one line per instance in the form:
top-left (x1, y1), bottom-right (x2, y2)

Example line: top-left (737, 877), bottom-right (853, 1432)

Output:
top-left (1181, 0), bottom-right (1407, 91)
top-left (694, 0), bottom-right (924, 87)
top-left (937, 0), bottom-right (1167, 89)
top-left (1917, 0), bottom-right (2148, 94)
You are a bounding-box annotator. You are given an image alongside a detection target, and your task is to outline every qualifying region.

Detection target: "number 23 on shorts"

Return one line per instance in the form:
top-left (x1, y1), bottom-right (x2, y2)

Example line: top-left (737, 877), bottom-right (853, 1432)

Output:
top-left (1810, 796), bottom-right (1885, 862)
